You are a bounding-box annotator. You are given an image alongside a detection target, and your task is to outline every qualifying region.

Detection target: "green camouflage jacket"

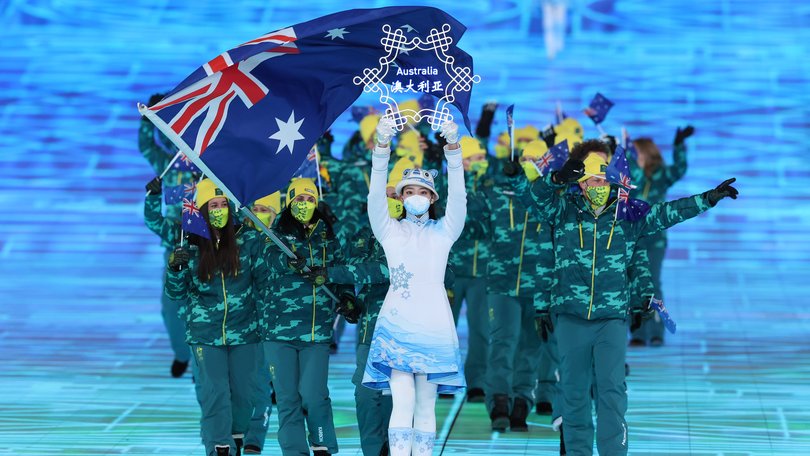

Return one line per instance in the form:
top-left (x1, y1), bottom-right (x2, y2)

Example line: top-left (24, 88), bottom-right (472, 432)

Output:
top-left (528, 173), bottom-right (711, 320)
top-left (139, 118), bottom-right (196, 222)
top-left (482, 173), bottom-right (546, 298)
top-left (144, 194), bottom-right (181, 249)
top-left (164, 227), bottom-right (266, 346)
top-left (261, 213), bottom-right (350, 343)
top-left (330, 133), bottom-right (372, 243)
top-left (448, 172), bottom-right (493, 278)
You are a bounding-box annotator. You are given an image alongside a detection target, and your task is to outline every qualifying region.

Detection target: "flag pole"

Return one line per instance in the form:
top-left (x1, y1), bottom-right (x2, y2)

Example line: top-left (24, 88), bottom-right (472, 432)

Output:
top-left (143, 151), bottom-right (183, 197)
top-left (596, 123), bottom-right (607, 137)
top-left (313, 145), bottom-right (324, 200)
top-left (138, 103), bottom-right (339, 303)
top-left (555, 101), bottom-right (563, 124)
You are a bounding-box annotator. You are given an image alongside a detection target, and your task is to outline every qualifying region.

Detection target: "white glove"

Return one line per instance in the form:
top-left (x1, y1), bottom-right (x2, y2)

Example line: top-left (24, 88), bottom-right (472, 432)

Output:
top-left (375, 116), bottom-right (397, 145)
top-left (439, 121), bottom-right (459, 145)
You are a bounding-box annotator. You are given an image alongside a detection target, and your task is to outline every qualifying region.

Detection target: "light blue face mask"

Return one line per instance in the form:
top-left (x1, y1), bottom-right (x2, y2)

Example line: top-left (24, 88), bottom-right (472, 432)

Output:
top-left (403, 195), bottom-right (431, 216)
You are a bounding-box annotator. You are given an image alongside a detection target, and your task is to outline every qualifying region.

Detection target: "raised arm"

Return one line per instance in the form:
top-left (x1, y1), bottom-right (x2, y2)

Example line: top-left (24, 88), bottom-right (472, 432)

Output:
top-left (438, 121), bottom-right (466, 242)
top-left (662, 126), bottom-right (692, 187)
top-left (367, 117), bottom-right (398, 242)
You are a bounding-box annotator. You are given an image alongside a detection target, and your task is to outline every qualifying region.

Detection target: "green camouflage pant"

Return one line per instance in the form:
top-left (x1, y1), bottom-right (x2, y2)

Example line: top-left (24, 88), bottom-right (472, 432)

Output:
top-left (452, 277), bottom-right (490, 390)
top-left (485, 295), bottom-right (542, 410)
top-left (353, 343), bottom-right (393, 455)
top-left (192, 343), bottom-right (259, 456)
top-left (556, 315), bottom-right (627, 456)
top-left (266, 341), bottom-right (337, 455)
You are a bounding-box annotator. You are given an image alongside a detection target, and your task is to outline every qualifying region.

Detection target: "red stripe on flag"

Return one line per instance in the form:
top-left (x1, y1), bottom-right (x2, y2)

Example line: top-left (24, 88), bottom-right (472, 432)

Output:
top-left (224, 66), bottom-right (266, 105)
top-left (172, 83), bottom-right (228, 134)
top-left (206, 55), bottom-right (230, 73)
top-left (200, 91), bottom-right (236, 154)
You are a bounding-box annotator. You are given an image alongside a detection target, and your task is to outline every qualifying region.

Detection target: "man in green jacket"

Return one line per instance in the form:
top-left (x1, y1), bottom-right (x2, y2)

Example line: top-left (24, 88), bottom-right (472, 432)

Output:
top-left (527, 141), bottom-right (738, 455)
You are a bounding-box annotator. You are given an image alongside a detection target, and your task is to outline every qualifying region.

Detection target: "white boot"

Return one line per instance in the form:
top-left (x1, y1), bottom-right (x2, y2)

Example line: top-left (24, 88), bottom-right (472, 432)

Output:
top-left (388, 427), bottom-right (414, 456)
top-left (412, 430), bottom-right (435, 455)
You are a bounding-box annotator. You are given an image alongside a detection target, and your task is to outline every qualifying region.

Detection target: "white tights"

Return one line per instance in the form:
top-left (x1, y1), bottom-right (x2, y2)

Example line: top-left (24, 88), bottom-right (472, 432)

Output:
top-left (388, 370), bottom-right (438, 455)
top-left (388, 369), bottom-right (438, 431)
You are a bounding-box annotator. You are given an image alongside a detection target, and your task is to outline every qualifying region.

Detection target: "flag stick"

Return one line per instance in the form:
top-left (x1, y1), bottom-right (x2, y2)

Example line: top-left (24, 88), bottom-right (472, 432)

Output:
top-left (596, 123), bottom-right (608, 137)
top-left (144, 151), bottom-right (183, 197)
top-left (313, 145), bottom-right (324, 199)
top-left (137, 103), bottom-right (339, 303)
top-left (621, 126), bottom-right (628, 148)
top-left (555, 101), bottom-right (564, 124)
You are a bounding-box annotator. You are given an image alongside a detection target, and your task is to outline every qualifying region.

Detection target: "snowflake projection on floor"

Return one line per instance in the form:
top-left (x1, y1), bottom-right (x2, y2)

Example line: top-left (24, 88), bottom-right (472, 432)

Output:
top-left (401, 290), bottom-right (411, 300)
top-left (389, 262), bottom-right (413, 293)
top-left (352, 23), bottom-right (481, 131)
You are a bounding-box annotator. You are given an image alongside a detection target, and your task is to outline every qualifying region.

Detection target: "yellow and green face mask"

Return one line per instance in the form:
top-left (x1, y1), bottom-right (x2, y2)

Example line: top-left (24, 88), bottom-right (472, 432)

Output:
top-left (469, 159), bottom-right (489, 178)
top-left (521, 161), bottom-right (540, 182)
top-left (291, 201), bottom-right (316, 224)
top-left (387, 198), bottom-right (404, 218)
top-left (585, 185), bottom-right (610, 208)
top-left (209, 208), bottom-right (229, 229)
top-left (255, 212), bottom-right (274, 229)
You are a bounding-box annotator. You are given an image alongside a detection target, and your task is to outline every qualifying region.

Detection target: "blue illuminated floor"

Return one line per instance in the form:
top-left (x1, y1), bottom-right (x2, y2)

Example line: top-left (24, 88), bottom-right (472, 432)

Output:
top-left (1, 0), bottom-right (810, 455)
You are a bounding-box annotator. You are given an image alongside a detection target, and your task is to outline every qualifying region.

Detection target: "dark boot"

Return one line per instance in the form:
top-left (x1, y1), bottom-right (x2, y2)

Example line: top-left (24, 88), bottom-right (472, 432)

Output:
top-left (234, 436), bottom-right (243, 456)
top-left (243, 444), bottom-right (261, 455)
top-left (215, 445), bottom-right (230, 456)
top-left (560, 426), bottom-right (566, 455)
top-left (466, 387), bottom-right (485, 403)
top-left (509, 398), bottom-right (529, 432)
top-left (490, 394), bottom-right (510, 432)
top-left (535, 401), bottom-right (552, 415)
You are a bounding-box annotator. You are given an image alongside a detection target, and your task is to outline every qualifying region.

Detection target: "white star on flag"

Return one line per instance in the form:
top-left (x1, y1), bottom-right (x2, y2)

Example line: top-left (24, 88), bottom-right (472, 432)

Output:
top-left (269, 111), bottom-right (305, 155)
top-left (325, 28), bottom-right (349, 40)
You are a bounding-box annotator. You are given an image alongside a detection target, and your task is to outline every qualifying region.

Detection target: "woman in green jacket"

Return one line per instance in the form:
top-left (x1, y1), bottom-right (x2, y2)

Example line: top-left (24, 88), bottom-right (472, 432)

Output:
top-left (165, 178), bottom-right (268, 456)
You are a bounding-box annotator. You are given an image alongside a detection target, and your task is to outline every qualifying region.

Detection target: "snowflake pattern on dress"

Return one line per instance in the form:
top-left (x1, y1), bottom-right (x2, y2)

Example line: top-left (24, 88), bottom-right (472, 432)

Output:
top-left (390, 263), bottom-right (414, 292)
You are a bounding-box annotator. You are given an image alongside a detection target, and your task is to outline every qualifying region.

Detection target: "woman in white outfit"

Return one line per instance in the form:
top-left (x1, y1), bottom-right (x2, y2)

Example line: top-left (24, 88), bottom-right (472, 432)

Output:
top-left (362, 116), bottom-right (467, 455)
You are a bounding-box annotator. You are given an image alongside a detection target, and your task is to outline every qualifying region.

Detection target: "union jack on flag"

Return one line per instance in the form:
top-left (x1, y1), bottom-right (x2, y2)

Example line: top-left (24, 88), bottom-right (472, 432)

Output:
top-left (182, 198), bottom-right (210, 239)
top-left (583, 92), bottom-right (613, 125)
top-left (606, 144), bottom-right (636, 190)
top-left (144, 6), bottom-right (476, 205)
top-left (183, 181), bottom-right (197, 196)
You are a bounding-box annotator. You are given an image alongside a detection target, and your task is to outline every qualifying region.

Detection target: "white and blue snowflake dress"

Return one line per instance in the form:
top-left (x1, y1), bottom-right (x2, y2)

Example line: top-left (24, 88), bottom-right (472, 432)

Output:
top-left (362, 144), bottom-right (467, 394)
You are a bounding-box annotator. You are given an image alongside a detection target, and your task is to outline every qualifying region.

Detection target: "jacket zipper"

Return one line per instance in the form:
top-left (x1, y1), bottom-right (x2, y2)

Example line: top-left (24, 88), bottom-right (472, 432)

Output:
top-left (308, 241), bottom-right (316, 342)
top-left (515, 210), bottom-right (529, 296)
top-left (587, 220), bottom-right (597, 320)
top-left (220, 272), bottom-right (228, 345)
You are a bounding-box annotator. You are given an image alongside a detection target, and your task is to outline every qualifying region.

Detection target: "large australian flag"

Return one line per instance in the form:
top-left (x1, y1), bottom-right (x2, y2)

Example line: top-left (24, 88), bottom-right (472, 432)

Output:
top-left (144, 7), bottom-right (476, 204)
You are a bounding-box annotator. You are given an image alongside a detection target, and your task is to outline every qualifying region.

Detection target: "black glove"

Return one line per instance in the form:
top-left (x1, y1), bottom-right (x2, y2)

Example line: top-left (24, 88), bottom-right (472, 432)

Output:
top-left (145, 176), bottom-right (162, 196)
top-left (168, 247), bottom-right (190, 272)
top-left (629, 296), bottom-right (656, 332)
top-left (705, 177), bottom-right (738, 206)
top-left (553, 158), bottom-right (585, 184)
top-left (602, 135), bottom-right (618, 156)
top-left (535, 312), bottom-right (554, 342)
top-left (287, 254), bottom-right (307, 273)
top-left (147, 93), bottom-right (165, 107)
top-left (502, 157), bottom-right (522, 177)
top-left (301, 266), bottom-right (328, 286)
top-left (673, 125), bottom-right (695, 146)
top-left (335, 291), bottom-right (361, 324)
top-left (541, 125), bottom-right (556, 149)
top-left (475, 102), bottom-right (498, 139)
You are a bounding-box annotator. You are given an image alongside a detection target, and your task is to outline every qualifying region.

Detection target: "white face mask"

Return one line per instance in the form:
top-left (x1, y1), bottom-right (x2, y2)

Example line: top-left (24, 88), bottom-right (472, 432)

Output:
top-left (403, 194), bottom-right (431, 216)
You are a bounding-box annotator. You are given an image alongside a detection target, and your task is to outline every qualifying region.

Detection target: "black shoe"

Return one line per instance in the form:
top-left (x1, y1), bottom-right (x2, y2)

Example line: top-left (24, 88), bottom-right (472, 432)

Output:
top-left (171, 359), bottom-right (189, 378)
top-left (234, 437), bottom-right (243, 456)
top-left (490, 394), bottom-right (510, 432)
top-left (215, 446), bottom-right (230, 456)
top-left (650, 336), bottom-right (664, 347)
top-left (628, 338), bottom-right (646, 347)
top-left (535, 401), bottom-right (552, 415)
top-left (313, 450), bottom-right (330, 456)
top-left (243, 444), bottom-right (261, 454)
top-left (329, 342), bottom-right (338, 354)
top-left (439, 393), bottom-right (455, 400)
top-left (625, 362), bottom-right (630, 376)
top-left (466, 387), bottom-right (485, 403)
top-left (560, 426), bottom-right (566, 455)
top-left (510, 398), bottom-right (529, 432)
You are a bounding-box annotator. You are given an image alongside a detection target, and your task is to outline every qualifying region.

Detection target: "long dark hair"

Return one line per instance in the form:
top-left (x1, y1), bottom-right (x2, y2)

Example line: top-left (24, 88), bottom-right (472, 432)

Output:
top-left (276, 204), bottom-right (336, 240)
top-left (197, 204), bottom-right (240, 281)
top-left (633, 138), bottom-right (663, 178)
